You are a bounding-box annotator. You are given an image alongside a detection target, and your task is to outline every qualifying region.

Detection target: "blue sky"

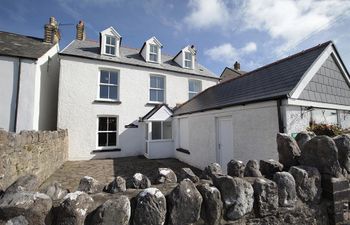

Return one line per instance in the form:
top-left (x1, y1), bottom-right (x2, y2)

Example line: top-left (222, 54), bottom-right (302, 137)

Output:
top-left (1, 0), bottom-right (350, 76)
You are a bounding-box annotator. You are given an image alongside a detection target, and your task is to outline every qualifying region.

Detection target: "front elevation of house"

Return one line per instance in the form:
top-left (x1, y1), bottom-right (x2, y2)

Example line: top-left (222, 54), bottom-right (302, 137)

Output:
top-left (57, 25), bottom-right (219, 160)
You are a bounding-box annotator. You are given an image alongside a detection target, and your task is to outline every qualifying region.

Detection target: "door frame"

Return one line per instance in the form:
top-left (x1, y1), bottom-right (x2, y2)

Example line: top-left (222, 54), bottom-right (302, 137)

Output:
top-left (215, 116), bottom-right (233, 167)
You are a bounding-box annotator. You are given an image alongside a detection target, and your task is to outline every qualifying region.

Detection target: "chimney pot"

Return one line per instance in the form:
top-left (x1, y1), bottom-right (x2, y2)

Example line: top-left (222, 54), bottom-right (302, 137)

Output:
top-left (234, 61), bottom-right (240, 70)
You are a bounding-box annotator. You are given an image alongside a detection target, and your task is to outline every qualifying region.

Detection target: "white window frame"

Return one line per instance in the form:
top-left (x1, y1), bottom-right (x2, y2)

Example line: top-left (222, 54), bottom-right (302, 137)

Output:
top-left (150, 121), bottom-right (172, 141)
top-left (97, 69), bottom-right (120, 102)
top-left (188, 79), bottom-right (202, 99)
top-left (105, 35), bottom-right (117, 56)
top-left (149, 74), bottom-right (166, 103)
top-left (184, 52), bottom-right (192, 69)
top-left (149, 44), bottom-right (158, 62)
top-left (96, 115), bottom-right (119, 150)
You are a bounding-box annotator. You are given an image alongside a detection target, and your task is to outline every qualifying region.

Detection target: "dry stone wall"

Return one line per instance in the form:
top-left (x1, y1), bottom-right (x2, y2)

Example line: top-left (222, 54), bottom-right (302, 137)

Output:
top-left (0, 129), bottom-right (68, 190)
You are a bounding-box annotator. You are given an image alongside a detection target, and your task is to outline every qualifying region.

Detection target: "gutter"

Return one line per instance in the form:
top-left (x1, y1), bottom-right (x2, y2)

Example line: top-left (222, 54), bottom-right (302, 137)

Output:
top-left (14, 58), bottom-right (21, 132)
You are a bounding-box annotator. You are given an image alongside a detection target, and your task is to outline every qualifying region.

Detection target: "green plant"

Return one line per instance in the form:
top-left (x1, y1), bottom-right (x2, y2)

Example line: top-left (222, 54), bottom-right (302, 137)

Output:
top-left (307, 122), bottom-right (343, 137)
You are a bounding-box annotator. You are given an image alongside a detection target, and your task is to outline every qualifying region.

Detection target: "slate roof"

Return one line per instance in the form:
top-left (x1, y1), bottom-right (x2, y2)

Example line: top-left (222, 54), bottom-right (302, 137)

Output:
top-left (174, 41), bottom-right (333, 116)
top-left (60, 40), bottom-right (217, 79)
top-left (0, 31), bottom-right (53, 59)
top-left (141, 104), bottom-right (173, 121)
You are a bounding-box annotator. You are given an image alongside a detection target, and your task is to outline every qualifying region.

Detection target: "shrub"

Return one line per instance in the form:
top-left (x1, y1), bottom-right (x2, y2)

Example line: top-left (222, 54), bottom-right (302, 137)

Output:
top-left (307, 123), bottom-right (343, 137)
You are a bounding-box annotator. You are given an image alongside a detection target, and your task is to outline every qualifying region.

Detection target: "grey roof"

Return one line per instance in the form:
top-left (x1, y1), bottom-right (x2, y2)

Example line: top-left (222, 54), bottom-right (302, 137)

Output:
top-left (174, 41), bottom-right (333, 116)
top-left (60, 40), bottom-right (218, 79)
top-left (0, 31), bottom-right (53, 59)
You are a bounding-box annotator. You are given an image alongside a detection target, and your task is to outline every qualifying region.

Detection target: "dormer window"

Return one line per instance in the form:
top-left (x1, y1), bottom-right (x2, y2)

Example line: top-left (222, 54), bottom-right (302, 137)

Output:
top-left (149, 44), bottom-right (158, 62)
top-left (184, 52), bottom-right (192, 68)
top-left (139, 36), bottom-right (163, 64)
top-left (105, 36), bottom-right (116, 55)
top-left (173, 45), bottom-right (196, 70)
top-left (100, 27), bottom-right (121, 57)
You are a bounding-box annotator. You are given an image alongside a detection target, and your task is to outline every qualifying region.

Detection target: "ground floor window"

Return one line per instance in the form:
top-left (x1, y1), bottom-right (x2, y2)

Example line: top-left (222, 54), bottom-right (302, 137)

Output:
top-left (151, 121), bottom-right (172, 140)
top-left (98, 116), bottom-right (118, 147)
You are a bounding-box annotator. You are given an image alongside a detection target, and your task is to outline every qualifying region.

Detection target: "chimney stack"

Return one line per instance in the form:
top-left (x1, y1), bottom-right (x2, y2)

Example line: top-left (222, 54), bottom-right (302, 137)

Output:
top-left (233, 61), bottom-right (240, 70)
top-left (44, 17), bottom-right (60, 44)
top-left (76, 20), bottom-right (86, 41)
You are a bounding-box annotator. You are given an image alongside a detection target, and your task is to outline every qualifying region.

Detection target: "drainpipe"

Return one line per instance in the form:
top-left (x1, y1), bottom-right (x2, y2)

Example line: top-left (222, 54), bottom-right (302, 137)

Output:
top-left (13, 58), bottom-right (21, 133)
top-left (277, 99), bottom-right (284, 133)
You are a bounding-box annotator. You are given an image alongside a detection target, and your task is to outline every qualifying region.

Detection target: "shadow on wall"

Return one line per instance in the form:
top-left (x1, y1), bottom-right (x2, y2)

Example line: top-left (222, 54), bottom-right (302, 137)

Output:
top-left (9, 59), bottom-right (19, 132)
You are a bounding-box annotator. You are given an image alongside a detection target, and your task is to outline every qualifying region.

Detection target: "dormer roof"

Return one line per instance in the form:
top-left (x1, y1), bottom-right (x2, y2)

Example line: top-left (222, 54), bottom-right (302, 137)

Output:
top-left (139, 36), bottom-right (163, 54)
top-left (100, 27), bottom-right (122, 39)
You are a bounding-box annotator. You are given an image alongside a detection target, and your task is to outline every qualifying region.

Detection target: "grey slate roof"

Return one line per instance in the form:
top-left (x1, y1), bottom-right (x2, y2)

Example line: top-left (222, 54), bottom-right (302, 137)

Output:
top-left (174, 41), bottom-right (333, 116)
top-left (60, 40), bottom-right (218, 79)
top-left (0, 31), bottom-right (53, 59)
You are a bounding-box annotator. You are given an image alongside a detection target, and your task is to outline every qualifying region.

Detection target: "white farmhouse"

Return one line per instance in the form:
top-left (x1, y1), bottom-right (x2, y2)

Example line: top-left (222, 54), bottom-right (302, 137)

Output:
top-left (173, 41), bottom-right (350, 171)
top-left (58, 23), bottom-right (219, 160)
top-left (0, 17), bottom-right (60, 132)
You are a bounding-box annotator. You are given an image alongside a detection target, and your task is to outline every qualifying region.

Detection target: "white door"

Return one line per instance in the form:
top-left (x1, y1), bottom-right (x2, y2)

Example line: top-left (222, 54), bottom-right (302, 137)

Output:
top-left (216, 116), bottom-right (234, 173)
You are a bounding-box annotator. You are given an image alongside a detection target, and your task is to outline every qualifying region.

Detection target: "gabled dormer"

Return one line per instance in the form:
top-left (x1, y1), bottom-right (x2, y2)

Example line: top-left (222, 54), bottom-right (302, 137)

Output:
top-left (173, 45), bottom-right (196, 70)
top-left (140, 36), bottom-right (163, 64)
top-left (100, 27), bottom-right (121, 57)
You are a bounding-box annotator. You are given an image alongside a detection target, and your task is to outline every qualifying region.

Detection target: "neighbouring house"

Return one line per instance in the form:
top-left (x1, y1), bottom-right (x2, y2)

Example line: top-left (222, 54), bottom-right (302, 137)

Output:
top-left (0, 17), bottom-right (60, 132)
top-left (57, 22), bottom-right (219, 160)
top-left (173, 41), bottom-right (350, 171)
top-left (220, 61), bottom-right (246, 81)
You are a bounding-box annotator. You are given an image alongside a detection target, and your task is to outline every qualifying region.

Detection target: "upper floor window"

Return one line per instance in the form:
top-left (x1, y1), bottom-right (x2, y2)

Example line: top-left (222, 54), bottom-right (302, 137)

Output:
top-left (99, 70), bottom-right (119, 100)
top-left (105, 36), bottom-right (116, 55)
top-left (184, 52), bottom-right (192, 68)
top-left (150, 75), bottom-right (165, 102)
top-left (149, 44), bottom-right (158, 62)
top-left (189, 79), bottom-right (202, 99)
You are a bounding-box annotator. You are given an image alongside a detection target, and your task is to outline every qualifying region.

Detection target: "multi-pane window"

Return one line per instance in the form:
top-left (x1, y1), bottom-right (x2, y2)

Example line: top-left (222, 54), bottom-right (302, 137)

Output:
top-left (184, 52), bottom-right (192, 68)
top-left (151, 121), bottom-right (172, 140)
top-left (98, 117), bottom-right (117, 147)
top-left (105, 36), bottom-right (116, 55)
top-left (189, 79), bottom-right (202, 99)
top-left (99, 70), bottom-right (118, 100)
top-left (150, 75), bottom-right (165, 102)
top-left (149, 44), bottom-right (158, 62)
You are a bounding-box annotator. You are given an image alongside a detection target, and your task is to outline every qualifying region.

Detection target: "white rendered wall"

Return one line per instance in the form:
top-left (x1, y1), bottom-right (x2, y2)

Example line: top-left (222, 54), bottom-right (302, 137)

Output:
top-left (146, 140), bottom-right (174, 159)
top-left (281, 105), bottom-right (311, 135)
top-left (174, 101), bottom-right (280, 170)
top-left (58, 56), bottom-right (217, 160)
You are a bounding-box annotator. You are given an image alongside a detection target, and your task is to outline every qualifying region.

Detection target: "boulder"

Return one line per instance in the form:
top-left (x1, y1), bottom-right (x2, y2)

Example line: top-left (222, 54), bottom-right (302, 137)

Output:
top-left (202, 163), bottom-right (223, 180)
top-left (260, 160), bottom-right (283, 179)
top-left (299, 135), bottom-right (343, 177)
top-left (156, 168), bottom-right (177, 184)
top-left (276, 133), bottom-right (301, 169)
top-left (86, 196), bottom-right (130, 225)
top-left (131, 173), bottom-right (151, 189)
top-left (5, 216), bottom-right (28, 225)
top-left (197, 183), bottom-right (223, 225)
top-left (177, 168), bottom-right (199, 183)
top-left (133, 188), bottom-right (166, 225)
top-left (295, 131), bottom-right (315, 149)
top-left (252, 178), bottom-right (278, 217)
top-left (0, 192), bottom-right (52, 225)
top-left (212, 175), bottom-right (254, 220)
top-left (273, 172), bottom-right (296, 207)
top-left (244, 160), bottom-right (262, 177)
top-left (168, 179), bottom-right (203, 225)
top-left (4, 175), bottom-right (39, 195)
top-left (77, 176), bottom-right (103, 194)
top-left (104, 176), bottom-right (126, 194)
top-left (333, 135), bottom-right (350, 173)
top-left (289, 166), bottom-right (322, 203)
top-left (44, 182), bottom-right (68, 201)
top-left (227, 160), bottom-right (245, 178)
top-left (54, 191), bottom-right (94, 225)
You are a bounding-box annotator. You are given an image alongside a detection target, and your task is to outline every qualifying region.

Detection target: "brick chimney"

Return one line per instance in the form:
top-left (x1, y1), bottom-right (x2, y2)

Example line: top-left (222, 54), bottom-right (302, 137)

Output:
top-left (44, 17), bottom-right (60, 44)
top-left (233, 61), bottom-right (240, 70)
top-left (76, 20), bottom-right (86, 41)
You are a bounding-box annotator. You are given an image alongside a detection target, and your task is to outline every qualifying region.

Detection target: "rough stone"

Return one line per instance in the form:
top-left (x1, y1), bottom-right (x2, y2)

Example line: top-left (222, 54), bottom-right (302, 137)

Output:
top-left (276, 133), bottom-right (301, 169)
top-left (227, 160), bottom-right (245, 178)
top-left (260, 160), bottom-right (283, 179)
top-left (131, 173), bottom-right (151, 189)
top-left (4, 175), bottom-right (39, 195)
top-left (252, 177), bottom-right (278, 217)
top-left (299, 135), bottom-right (343, 177)
top-left (202, 163), bottom-right (223, 180)
top-left (197, 183), bottom-right (223, 225)
top-left (333, 135), bottom-right (350, 174)
top-left (295, 131), bottom-right (315, 149)
top-left (244, 160), bottom-right (262, 177)
top-left (5, 216), bottom-right (29, 225)
top-left (177, 168), bottom-right (199, 183)
top-left (104, 176), bottom-right (126, 193)
top-left (0, 192), bottom-right (52, 225)
top-left (44, 182), bottom-right (68, 201)
top-left (156, 168), bottom-right (177, 184)
top-left (289, 166), bottom-right (322, 203)
top-left (273, 172), bottom-right (296, 207)
top-left (168, 179), bottom-right (203, 225)
top-left (53, 191), bottom-right (93, 225)
top-left (133, 188), bottom-right (166, 225)
top-left (77, 176), bottom-right (103, 194)
top-left (86, 196), bottom-right (130, 225)
top-left (212, 175), bottom-right (254, 220)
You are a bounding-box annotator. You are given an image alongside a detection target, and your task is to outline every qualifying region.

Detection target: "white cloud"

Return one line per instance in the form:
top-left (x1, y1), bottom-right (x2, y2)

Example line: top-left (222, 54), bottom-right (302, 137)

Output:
top-left (241, 42), bottom-right (257, 54)
top-left (184, 0), bottom-right (230, 29)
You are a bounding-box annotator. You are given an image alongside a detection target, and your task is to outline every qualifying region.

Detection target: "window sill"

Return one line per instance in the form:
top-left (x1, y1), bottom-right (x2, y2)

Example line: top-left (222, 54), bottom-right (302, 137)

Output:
top-left (94, 99), bottom-right (121, 104)
top-left (147, 139), bottom-right (173, 143)
top-left (91, 148), bottom-right (121, 153)
top-left (146, 102), bottom-right (164, 106)
top-left (176, 148), bottom-right (190, 155)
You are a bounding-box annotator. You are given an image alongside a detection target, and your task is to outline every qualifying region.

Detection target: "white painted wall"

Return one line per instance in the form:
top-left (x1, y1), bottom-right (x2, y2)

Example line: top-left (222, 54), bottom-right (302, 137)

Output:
top-left (339, 110), bottom-right (350, 129)
top-left (146, 140), bottom-right (174, 159)
top-left (58, 56), bottom-right (217, 160)
top-left (173, 101), bottom-right (280, 169)
top-left (281, 105), bottom-right (311, 135)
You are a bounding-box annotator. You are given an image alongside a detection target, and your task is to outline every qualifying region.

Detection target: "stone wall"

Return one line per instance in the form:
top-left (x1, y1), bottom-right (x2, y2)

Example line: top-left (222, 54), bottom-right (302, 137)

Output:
top-left (0, 129), bottom-right (68, 190)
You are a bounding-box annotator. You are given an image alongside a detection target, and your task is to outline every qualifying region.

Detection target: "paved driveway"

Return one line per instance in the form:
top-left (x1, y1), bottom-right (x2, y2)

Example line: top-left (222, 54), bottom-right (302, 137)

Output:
top-left (41, 156), bottom-right (201, 191)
